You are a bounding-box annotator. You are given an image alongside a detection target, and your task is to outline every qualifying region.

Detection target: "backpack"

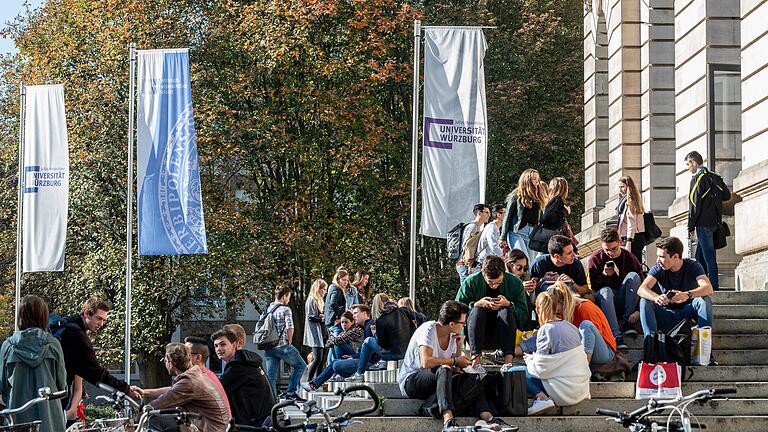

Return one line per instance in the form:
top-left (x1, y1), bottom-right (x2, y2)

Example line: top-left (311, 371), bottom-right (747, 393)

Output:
top-left (643, 319), bottom-right (693, 380)
top-left (48, 313), bottom-right (79, 339)
top-left (253, 304), bottom-right (287, 350)
top-left (447, 222), bottom-right (469, 261)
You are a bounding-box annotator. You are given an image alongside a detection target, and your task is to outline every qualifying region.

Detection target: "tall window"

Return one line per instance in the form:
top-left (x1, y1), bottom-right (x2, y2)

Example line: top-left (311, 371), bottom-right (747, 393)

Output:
top-left (707, 64), bottom-right (741, 184)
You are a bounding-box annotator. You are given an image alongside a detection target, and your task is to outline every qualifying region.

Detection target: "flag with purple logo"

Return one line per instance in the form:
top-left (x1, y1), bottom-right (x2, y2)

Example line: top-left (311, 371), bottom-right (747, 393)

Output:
top-left (22, 85), bottom-right (69, 271)
top-left (421, 27), bottom-right (488, 238)
top-left (136, 48), bottom-right (208, 255)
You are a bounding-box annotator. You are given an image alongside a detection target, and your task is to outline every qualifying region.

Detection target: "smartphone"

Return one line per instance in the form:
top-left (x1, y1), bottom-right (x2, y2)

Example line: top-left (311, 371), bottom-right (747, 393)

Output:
top-left (605, 261), bottom-right (615, 268)
top-left (666, 290), bottom-right (679, 299)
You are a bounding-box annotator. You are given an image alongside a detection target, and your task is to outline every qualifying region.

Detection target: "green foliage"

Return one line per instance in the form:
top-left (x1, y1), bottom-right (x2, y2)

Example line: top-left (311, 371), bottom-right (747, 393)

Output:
top-left (0, 0), bottom-right (583, 379)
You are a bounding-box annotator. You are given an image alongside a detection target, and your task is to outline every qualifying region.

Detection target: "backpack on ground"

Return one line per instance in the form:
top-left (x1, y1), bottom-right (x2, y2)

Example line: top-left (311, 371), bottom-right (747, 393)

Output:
top-left (447, 222), bottom-right (469, 261)
top-left (253, 304), bottom-right (286, 350)
top-left (643, 319), bottom-right (693, 379)
top-left (48, 313), bottom-right (79, 339)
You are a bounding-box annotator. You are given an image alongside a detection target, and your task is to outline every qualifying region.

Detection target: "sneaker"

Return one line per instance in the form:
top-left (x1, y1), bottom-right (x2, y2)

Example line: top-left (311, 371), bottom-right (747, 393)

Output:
top-left (300, 381), bottom-right (316, 392)
top-left (284, 392), bottom-right (307, 402)
top-left (344, 372), bottom-right (365, 382)
top-left (592, 372), bottom-right (609, 382)
top-left (329, 374), bottom-right (344, 382)
top-left (528, 398), bottom-right (556, 415)
top-left (368, 360), bottom-right (387, 371)
top-left (616, 336), bottom-right (628, 351)
top-left (610, 371), bottom-right (626, 382)
top-left (442, 418), bottom-right (460, 432)
top-left (622, 327), bottom-right (638, 337)
top-left (478, 417), bottom-right (519, 432)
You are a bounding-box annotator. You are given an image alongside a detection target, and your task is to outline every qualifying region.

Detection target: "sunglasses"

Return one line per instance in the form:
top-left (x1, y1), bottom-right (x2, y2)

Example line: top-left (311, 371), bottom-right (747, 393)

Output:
top-left (511, 263), bottom-right (529, 272)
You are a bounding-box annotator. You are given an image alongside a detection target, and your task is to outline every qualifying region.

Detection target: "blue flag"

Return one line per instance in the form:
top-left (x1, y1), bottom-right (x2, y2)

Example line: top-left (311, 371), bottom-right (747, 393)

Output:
top-left (136, 49), bottom-right (207, 255)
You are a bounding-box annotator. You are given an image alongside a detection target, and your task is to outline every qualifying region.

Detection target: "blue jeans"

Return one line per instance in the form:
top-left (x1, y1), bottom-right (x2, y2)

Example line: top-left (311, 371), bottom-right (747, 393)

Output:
top-left (312, 359), bottom-right (357, 387)
top-left (639, 296), bottom-right (713, 337)
top-left (579, 320), bottom-right (616, 365)
top-left (355, 337), bottom-right (404, 374)
top-left (507, 224), bottom-right (540, 262)
top-left (264, 344), bottom-right (307, 395)
top-left (526, 370), bottom-right (546, 397)
top-left (595, 272), bottom-right (641, 338)
top-left (456, 265), bottom-right (470, 284)
top-left (695, 226), bottom-right (719, 290)
top-left (332, 343), bottom-right (356, 359)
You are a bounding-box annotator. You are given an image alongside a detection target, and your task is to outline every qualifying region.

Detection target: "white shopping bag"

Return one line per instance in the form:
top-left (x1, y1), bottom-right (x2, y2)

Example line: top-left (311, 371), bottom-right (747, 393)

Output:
top-left (691, 326), bottom-right (712, 366)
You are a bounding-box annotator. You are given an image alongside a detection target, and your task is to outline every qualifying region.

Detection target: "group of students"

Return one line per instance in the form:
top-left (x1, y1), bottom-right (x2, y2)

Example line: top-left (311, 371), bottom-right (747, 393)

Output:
top-left (300, 268), bottom-right (425, 393)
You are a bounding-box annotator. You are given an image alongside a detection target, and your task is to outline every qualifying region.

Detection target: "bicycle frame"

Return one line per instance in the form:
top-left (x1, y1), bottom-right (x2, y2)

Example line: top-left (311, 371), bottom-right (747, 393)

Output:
top-left (597, 387), bottom-right (737, 432)
top-left (0, 387), bottom-right (68, 426)
top-left (271, 384), bottom-right (380, 432)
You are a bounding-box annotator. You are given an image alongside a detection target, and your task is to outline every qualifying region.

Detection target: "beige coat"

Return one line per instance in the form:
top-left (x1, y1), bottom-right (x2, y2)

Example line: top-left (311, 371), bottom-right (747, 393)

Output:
top-left (618, 207), bottom-right (645, 239)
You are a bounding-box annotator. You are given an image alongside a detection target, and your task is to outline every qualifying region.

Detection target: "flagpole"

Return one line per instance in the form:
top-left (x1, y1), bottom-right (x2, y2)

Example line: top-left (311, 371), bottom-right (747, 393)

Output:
top-left (409, 20), bottom-right (421, 304)
top-left (125, 43), bottom-right (136, 384)
top-left (14, 82), bottom-right (26, 331)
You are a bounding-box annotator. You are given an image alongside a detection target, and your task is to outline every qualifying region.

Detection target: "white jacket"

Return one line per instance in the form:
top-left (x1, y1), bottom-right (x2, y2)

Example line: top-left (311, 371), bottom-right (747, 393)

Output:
top-left (526, 346), bottom-right (591, 406)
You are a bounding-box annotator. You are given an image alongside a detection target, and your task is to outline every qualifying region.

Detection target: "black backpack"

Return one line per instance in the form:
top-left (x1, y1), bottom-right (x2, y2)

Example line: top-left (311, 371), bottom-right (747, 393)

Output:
top-left (446, 222), bottom-right (469, 261)
top-left (643, 319), bottom-right (693, 380)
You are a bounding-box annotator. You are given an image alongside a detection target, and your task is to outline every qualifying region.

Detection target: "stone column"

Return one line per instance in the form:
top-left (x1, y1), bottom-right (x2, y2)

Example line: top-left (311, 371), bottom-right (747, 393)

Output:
top-left (583, 3), bottom-right (610, 232)
top-left (734, 0), bottom-right (768, 291)
top-left (668, 0), bottom-right (741, 286)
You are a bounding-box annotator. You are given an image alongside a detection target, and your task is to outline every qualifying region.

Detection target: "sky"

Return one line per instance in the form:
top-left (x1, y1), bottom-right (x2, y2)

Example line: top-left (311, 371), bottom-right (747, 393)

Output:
top-left (1, 0), bottom-right (47, 55)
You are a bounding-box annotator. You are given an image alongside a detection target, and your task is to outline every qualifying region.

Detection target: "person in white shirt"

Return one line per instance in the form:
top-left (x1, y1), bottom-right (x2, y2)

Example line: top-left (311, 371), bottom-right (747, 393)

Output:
top-left (475, 203), bottom-right (506, 269)
top-left (398, 300), bottom-right (517, 432)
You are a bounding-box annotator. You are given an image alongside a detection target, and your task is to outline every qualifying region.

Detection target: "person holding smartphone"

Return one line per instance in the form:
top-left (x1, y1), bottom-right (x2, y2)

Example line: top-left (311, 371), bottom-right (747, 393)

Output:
top-left (588, 228), bottom-right (644, 350)
top-left (455, 255), bottom-right (529, 368)
top-left (637, 236), bottom-right (714, 338)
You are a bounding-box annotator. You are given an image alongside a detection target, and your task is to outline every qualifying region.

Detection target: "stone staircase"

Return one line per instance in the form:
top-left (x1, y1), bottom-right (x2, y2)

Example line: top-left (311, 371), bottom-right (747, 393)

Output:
top-left (294, 291), bottom-right (768, 431)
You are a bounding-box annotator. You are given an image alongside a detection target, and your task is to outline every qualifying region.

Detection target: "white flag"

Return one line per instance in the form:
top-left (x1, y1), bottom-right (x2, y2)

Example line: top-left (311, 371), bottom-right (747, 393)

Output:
top-left (22, 85), bottom-right (69, 272)
top-left (420, 27), bottom-right (488, 238)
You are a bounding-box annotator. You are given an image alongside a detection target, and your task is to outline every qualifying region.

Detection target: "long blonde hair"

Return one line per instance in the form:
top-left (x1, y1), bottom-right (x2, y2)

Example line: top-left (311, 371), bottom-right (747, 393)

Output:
top-left (309, 279), bottom-right (327, 310)
top-left (510, 169), bottom-right (548, 209)
top-left (371, 293), bottom-right (390, 320)
top-left (547, 281), bottom-right (576, 323)
top-left (548, 177), bottom-right (569, 201)
top-left (535, 292), bottom-right (560, 325)
top-left (619, 176), bottom-right (645, 215)
top-left (332, 269), bottom-right (349, 288)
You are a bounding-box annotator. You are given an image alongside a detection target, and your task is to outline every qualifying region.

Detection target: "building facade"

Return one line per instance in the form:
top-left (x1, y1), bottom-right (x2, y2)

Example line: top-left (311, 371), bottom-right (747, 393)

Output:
top-left (580, 0), bottom-right (768, 291)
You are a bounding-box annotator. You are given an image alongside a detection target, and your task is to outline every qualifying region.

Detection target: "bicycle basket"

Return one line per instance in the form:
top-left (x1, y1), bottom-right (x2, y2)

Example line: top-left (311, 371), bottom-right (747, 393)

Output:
top-left (0, 421), bottom-right (42, 432)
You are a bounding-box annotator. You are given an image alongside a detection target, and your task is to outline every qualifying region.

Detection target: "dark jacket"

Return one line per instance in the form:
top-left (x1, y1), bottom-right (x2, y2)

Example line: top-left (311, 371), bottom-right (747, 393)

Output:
top-left (501, 192), bottom-right (542, 240)
top-left (220, 349), bottom-right (275, 426)
top-left (688, 168), bottom-right (731, 231)
top-left (375, 303), bottom-right (416, 354)
top-left (0, 328), bottom-right (67, 432)
top-left (323, 283), bottom-right (347, 326)
top-left (59, 314), bottom-right (130, 393)
top-left (540, 196), bottom-right (567, 230)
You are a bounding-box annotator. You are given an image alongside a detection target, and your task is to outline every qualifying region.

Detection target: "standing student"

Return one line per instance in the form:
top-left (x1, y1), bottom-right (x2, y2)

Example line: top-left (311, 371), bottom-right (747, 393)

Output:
top-left (304, 279), bottom-right (327, 381)
top-left (501, 169), bottom-right (548, 261)
top-left (456, 204), bottom-right (491, 283)
top-left (352, 270), bottom-right (371, 305)
top-left (324, 269), bottom-right (351, 333)
top-left (475, 203), bottom-right (506, 269)
top-left (616, 176), bottom-right (647, 262)
top-left (263, 286), bottom-right (307, 401)
top-left (0, 295), bottom-right (67, 432)
top-left (540, 177), bottom-right (570, 233)
top-left (685, 151), bottom-right (731, 290)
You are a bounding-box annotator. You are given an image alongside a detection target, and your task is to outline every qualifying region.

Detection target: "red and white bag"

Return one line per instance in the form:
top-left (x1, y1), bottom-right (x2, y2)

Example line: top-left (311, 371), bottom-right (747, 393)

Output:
top-left (635, 361), bottom-right (682, 399)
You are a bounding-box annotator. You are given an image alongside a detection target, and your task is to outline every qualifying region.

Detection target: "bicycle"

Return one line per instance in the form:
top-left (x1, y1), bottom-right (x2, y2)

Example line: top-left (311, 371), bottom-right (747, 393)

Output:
top-left (135, 407), bottom-right (202, 432)
top-left (234, 384), bottom-right (379, 432)
top-left (597, 387), bottom-right (737, 431)
top-left (65, 382), bottom-right (141, 432)
top-left (0, 386), bottom-right (68, 432)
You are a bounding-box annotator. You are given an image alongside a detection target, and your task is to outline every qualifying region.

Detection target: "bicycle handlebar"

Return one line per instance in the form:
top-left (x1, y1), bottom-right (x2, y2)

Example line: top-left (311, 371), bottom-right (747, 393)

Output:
top-left (96, 382), bottom-right (141, 410)
top-left (334, 385), bottom-right (380, 419)
top-left (0, 387), bottom-right (69, 418)
top-left (271, 400), bottom-right (305, 432)
top-left (712, 388), bottom-right (737, 395)
top-left (271, 385), bottom-right (380, 431)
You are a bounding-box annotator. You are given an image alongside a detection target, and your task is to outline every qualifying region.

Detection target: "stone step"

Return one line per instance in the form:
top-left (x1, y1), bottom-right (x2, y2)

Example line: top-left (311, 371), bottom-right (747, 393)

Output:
top-left (622, 349), bottom-right (768, 365)
top-left (710, 291), bottom-right (768, 305)
top-left (326, 396), bottom-right (765, 417)
top-left (714, 304), bottom-right (768, 318)
top-left (339, 416), bottom-right (768, 432)
top-left (711, 319), bottom-right (768, 334)
top-left (624, 334), bottom-right (768, 349)
top-left (685, 365), bottom-right (768, 382)
top-left (314, 381), bottom-right (768, 400)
